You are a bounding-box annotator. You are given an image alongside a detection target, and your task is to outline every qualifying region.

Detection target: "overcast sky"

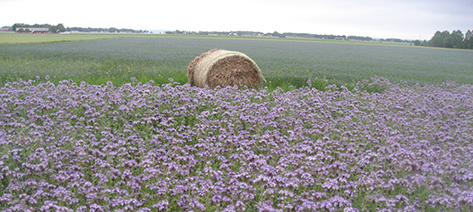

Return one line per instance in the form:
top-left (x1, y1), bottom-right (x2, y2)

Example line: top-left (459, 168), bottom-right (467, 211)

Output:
top-left (0, 0), bottom-right (471, 40)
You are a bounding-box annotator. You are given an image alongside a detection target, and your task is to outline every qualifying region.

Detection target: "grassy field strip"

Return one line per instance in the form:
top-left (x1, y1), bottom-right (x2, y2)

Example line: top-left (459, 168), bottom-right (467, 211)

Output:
top-left (0, 33), bottom-right (128, 45)
top-left (1, 32), bottom-right (417, 47)
top-left (1, 35), bottom-right (472, 92)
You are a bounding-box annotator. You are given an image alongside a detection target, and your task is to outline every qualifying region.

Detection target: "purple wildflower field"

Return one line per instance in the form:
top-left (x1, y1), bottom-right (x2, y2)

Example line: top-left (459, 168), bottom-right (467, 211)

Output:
top-left (1, 77), bottom-right (473, 211)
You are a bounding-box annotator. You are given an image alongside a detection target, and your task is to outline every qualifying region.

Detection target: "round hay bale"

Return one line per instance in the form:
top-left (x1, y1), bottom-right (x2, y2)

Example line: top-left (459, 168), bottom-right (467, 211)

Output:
top-left (187, 49), bottom-right (266, 89)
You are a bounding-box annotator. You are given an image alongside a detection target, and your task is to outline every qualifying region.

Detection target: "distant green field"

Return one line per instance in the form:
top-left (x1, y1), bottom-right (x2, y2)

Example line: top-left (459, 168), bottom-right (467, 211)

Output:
top-left (1, 34), bottom-right (472, 90)
top-left (0, 32), bottom-right (413, 46)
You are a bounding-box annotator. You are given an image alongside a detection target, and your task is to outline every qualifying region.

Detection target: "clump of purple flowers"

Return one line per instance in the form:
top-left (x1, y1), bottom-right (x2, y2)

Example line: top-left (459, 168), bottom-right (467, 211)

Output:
top-left (0, 77), bottom-right (472, 211)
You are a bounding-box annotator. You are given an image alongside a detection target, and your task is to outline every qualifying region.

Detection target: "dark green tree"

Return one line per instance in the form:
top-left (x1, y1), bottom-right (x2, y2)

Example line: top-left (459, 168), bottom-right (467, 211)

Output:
top-left (429, 31), bottom-right (443, 47)
top-left (57, 24), bottom-right (66, 32)
top-left (443, 36), bottom-right (454, 48)
top-left (440, 30), bottom-right (452, 48)
top-left (465, 30), bottom-right (473, 49)
top-left (451, 30), bottom-right (464, 48)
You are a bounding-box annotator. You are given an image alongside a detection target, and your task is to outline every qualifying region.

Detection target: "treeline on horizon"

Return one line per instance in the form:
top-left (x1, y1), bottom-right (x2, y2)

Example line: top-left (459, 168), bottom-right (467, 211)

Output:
top-left (169, 29), bottom-right (473, 49)
top-left (166, 30), bottom-right (375, 41)
top-left (424, 29), bottom-right (473, 49)
top-left (7, 23), bottom-right (148, 33)
top-left (11, 23), bottom-right (66, 33)
top-left (66, 27), bottom-right (148, 33)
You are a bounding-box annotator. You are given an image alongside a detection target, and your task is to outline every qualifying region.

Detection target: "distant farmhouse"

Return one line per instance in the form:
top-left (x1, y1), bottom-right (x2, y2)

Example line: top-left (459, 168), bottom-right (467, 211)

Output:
top-left (0, 27), bottom-right (12, 32)
top-left (16, 27), bottom-right (50, 34)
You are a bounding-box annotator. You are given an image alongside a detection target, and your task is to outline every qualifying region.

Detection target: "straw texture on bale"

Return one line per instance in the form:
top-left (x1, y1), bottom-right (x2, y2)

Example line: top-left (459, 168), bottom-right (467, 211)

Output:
top-left (187, 49), bottom-right (266, 89)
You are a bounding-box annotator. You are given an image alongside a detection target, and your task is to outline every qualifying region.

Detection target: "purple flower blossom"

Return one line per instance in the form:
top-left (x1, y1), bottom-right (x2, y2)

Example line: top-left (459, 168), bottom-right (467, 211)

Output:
top-left (152, 200), bottom-right (169, 210)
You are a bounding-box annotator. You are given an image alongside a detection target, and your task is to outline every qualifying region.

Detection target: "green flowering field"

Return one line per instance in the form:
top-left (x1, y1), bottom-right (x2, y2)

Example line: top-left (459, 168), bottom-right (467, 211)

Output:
top-left (1, 34), bottom-right (472, 90)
